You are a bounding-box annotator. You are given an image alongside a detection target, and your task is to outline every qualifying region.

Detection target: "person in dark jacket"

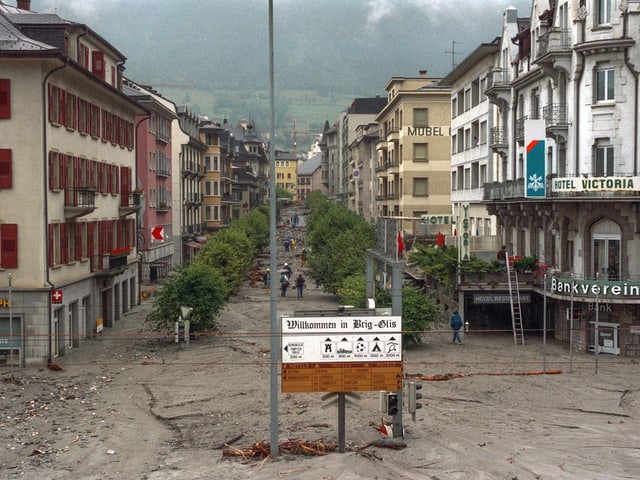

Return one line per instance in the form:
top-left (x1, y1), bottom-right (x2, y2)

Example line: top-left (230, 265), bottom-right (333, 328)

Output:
top-left (295, 274), bottom-right (305, 298)
top-left (450, 310), bottom-right (463, 344)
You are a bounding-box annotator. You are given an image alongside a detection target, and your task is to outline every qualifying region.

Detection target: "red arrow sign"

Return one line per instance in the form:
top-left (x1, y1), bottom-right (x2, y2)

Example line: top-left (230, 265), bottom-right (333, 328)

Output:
top-left (151, 226), bottom-right (165, 241)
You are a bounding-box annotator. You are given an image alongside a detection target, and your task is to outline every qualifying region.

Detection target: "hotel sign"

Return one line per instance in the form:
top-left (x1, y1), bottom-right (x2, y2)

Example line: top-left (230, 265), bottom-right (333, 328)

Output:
top-left (552, 176), bottom-right (640, 193)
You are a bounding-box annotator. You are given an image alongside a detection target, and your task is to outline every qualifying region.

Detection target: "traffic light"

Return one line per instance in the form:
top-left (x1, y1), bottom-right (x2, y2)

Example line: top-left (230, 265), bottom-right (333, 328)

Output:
top-left (387, 392), bottom-right (399, 416)
top-left (408, 382), bottom-right (423, 414)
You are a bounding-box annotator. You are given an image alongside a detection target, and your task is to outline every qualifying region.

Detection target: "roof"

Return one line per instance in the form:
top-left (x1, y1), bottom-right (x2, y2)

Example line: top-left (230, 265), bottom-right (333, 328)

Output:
top-left (297, 153), bottom-right (322, 176)
top-left (347, 97), bottom-right (387, 114)
top-left (439, 38), bottom-right (501, 86)
top-left (275, 150), bottom-right (298, 161)
top-left (0, 10), bottom-right (56, 52)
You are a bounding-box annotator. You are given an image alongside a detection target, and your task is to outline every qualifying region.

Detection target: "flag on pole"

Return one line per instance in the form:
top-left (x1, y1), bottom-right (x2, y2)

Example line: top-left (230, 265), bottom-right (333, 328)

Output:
top-left (397, 231), bottom-right (405, 256)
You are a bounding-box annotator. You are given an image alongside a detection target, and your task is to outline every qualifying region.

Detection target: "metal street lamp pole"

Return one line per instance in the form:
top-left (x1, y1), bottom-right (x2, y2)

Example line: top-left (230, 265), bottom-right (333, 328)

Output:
top-left (9, 273), bottom-right (14, 377)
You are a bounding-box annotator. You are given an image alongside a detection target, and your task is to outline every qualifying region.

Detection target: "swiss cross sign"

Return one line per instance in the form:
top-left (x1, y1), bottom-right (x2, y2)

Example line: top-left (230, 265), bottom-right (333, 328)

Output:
top-left (52, 290), bottom-right (63, 304)
top-left (151, 226), bottom-right (165, 241)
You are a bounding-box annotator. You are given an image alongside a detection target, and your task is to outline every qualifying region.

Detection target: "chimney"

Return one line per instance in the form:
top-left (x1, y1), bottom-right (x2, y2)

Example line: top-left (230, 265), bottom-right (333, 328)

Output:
top-left (419, 70), bottom-right (428, 78)
top-left (17, 0), bottom-right (31, 11)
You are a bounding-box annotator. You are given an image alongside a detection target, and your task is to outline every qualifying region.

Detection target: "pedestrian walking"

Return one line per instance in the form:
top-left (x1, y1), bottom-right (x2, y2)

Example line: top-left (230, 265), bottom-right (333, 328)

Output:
top-left (295, 273), bottom-right (305, 298)
top-left (284, 238), bottom-right (290, 253)
top-left (450, 310), bottom-right (463, 344)
top-left (280, 273), bottom-right (289, 297)
top-left (263, 268), bottom-right (270, 293)
top-left (300, 248), bottom-right (307, 267)
top-left (282, 262), bottom-right (292, 276)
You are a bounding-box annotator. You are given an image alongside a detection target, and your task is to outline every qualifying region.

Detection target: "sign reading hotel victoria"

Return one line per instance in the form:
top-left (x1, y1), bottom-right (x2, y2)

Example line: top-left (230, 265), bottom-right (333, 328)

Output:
top-left (552, 176), bottom-right (640, 193)
top-left (281, 315), bottom-right (403, 393)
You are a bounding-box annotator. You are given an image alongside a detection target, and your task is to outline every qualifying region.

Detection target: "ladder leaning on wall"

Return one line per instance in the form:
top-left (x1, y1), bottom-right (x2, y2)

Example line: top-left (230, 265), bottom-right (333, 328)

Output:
top-left (506, 253), bottom-right (525, 345)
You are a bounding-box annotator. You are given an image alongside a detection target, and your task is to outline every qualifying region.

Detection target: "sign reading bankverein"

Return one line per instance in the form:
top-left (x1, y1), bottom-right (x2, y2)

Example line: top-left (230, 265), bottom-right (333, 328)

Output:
top-left (281, 315), bottom-right (402, 393)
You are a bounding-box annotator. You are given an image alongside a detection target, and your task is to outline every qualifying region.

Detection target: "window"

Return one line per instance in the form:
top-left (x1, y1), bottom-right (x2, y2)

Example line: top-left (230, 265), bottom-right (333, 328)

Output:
top-left (92, 51), bottom-right (105, 80)
top-left (0, 223), bottom-right (18, 268)
top-left (413, 177), bottom-right (428, 196)
top-left (0, 79), bottom-right (10, 119)
top-left (596, 68), bottom-right (614, 102)
top-left (595, 142), bottom-right (614, 176)
top-left (413, 108), bottom-right (428, 127)
top-left (597, 0), bottom-right (611, 25)
top-left (0, 149), bottom-right (11, 188)
top-left (414, 143), bottom-right (428, 162)
top-left (205, 205), bottom-right (212, 220)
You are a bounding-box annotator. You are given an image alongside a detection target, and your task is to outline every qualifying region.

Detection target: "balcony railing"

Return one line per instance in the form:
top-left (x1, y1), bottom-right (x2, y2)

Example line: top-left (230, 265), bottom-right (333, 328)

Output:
top-left (537, 28), bottom-right (572, 59)
top-left (542, 103), bottom-right (569, 128)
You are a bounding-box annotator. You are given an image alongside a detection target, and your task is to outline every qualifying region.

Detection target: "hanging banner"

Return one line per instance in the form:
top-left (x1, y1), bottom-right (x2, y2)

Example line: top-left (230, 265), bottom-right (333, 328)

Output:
top-left (525, 119), bottom-right (546, 198)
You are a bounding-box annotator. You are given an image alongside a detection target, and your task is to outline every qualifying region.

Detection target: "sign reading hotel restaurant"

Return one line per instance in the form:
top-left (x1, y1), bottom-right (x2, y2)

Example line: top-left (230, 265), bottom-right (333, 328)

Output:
top-left (281, 315), bottom-right (402, 393)
top-left (473, 293), bottom-right (531, 304)
top-left (552, 176), bottom-right (640, 193)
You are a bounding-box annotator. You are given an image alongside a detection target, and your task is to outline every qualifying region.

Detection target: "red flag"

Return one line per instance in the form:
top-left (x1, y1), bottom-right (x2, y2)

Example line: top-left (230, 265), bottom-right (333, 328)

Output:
top-left (397, 231), bottom-right (405, 255)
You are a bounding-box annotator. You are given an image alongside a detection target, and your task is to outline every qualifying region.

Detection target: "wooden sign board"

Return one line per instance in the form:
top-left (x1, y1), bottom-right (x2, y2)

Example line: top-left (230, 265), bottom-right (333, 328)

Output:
top-left (282, 361), bottom-right (403, 393)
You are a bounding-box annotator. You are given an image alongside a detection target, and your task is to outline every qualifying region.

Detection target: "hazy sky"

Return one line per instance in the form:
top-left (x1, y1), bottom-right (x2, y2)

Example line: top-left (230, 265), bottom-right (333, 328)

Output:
top-left (32, 0), bottom-right (533, 89)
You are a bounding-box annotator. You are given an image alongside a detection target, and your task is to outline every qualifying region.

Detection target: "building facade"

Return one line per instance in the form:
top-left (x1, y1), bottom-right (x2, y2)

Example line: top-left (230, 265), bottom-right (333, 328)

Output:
top-left (440, 39), bottom-right (502, 246)
top-left (479, 1), bottom-right (640, 355)
top-left (375, 71), bottom-right (452, 238)
top-left (123, 79), bottom-right (177, 284)
top-left (175, 105), bottom-right (206, 267)
top-left (0, 2), bottom-right (143, 364)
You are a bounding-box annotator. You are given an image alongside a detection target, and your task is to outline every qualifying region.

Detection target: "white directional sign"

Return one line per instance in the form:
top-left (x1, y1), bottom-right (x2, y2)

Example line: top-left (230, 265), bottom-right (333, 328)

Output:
top-left (281, 315), bottom-right (402, 364)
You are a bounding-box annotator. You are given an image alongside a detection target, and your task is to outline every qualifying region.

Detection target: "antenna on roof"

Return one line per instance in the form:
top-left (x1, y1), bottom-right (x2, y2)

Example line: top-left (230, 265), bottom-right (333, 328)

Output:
top-left (445, 40), bottom-right (462, 70)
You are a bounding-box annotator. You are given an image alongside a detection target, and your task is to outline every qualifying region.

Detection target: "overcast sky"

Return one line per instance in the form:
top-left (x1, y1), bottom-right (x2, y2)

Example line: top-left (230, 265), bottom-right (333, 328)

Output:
top-left (32, 0), bottom-right (533, 90)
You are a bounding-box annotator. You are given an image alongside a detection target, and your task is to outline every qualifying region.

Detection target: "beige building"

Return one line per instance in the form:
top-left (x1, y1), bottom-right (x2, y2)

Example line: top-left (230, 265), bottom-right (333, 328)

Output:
top-left (0, 2), bottom-right (144, 364)
top-left (275, 150), bottom-right (298, 200)
top-left (375, 71), bottom-right (452, 238)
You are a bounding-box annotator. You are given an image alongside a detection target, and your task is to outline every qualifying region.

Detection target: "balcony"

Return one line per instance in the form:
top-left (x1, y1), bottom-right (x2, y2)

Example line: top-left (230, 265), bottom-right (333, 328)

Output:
top-left (386, 128), bottom-right (400, 143)
top-left (483, 179), bottom-right (526, 201)
top-left (64, 187), bottom-right (97, 219)
top-left (157, 202), bottom-right (170, 212)
top-left (119, 191), bottom-right (141, 216)
top-left (543, 104), bottom-right (569, 141)
top-left (484, 68), bottom-right (511, 107)
top-left (489, 127), bottom-right (508, 158)
top-left (91, 247), bottom-right (131, 274)
top-left (515, 116), bottom-right (526, 145)
top-left (535, 28), bottom-right (572, 79)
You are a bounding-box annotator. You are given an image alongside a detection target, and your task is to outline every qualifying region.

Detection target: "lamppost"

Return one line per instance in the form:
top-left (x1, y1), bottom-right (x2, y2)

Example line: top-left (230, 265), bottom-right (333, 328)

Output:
top-left (8, 273), bottom-right (14, 377)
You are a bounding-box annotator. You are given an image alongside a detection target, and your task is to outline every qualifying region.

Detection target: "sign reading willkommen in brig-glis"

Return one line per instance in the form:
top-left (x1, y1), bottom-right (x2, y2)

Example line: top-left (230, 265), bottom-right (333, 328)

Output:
top-left (281, 315), bottom-right (402, 393)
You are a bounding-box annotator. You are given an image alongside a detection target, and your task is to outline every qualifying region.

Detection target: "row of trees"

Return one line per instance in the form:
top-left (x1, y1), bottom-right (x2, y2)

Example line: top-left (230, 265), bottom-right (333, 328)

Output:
top-left (145, 192), bottom-right (443, 347)
top-left (145, 207), bottom-right (269, 332)
top-left (304, 192), bottom-right (441, 347)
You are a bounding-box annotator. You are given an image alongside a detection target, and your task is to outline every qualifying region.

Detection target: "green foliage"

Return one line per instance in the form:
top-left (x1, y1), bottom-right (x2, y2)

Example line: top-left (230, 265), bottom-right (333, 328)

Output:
top-left (276, 186), bottom-right (292, 199)
top-left (513, 255), bottom-right (538, 272)
top-left (306, 203), bottom-right (375, 293)
top-left (408, 244), bottom-right (458, 287)
top-left (458, 257), bottom-right (501, 274)
top-left (195, 235), bottom-right (248, 297)
top-left (336, 273), bottom-right (391, 308)
top-left (232, 209), bottom-right (269, 250)
top-left (401, 285), bottom-right (440, 347)
top-left (145, 263), bottom-right (226, 332)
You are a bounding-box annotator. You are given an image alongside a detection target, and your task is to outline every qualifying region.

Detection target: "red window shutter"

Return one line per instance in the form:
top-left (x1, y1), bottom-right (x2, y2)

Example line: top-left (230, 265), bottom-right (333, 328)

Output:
top-left (0, 79), bottom-right (10, 119)
top-left (48, 224), bottom-right (54, 267)
top-left (0, 149), bottom-right (12, 189)
top-left (58, 88), bottom-right (66, 126)
top-left (92, 51), bottom-right (105, 80)
top-left (60, 223), bottom-right (69, 264)
top-left (87, 222), bottom-right (94, 259)
top-left (74, 223), bottom-right (83, 260)
top-left (128, 218), bottom-right (136, 247)
top-left (60, 154), bottom-right (69, 190)
top-left (0, 223), bottom-right (18, 268)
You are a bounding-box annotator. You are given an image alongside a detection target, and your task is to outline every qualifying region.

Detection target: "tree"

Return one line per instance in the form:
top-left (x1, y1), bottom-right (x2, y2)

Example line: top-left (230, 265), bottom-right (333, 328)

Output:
top-left (145, 263), bottom-right (226, 332)
top-left (196, 237), bottom-right (249, 297)
top-left (336, 273), bottom-right (438, 347)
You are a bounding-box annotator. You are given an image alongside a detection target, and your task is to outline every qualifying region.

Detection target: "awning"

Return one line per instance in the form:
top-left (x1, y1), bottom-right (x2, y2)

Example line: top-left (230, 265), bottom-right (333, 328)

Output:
top-left (187, 241), bottom-right (202, 249)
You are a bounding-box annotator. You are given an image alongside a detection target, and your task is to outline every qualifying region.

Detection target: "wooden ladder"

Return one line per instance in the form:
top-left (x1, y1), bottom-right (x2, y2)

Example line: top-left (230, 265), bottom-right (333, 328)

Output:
top-left (506, 254), bottom-right (524, 345)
